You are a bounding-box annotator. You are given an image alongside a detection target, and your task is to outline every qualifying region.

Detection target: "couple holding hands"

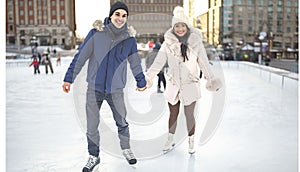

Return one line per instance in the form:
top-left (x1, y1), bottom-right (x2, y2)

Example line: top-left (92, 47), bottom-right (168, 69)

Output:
top-left (62, 1), bottom-right (222, 172)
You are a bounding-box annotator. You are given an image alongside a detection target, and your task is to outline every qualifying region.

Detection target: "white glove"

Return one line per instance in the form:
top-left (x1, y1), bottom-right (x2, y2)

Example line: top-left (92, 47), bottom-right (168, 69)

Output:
top-left (206, 78), bottom-right (222, 91)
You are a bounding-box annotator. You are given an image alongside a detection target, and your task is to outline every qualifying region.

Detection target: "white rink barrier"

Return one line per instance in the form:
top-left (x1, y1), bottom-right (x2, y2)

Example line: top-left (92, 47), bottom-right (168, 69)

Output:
top-left (222, 61), bottom-right (298, 92)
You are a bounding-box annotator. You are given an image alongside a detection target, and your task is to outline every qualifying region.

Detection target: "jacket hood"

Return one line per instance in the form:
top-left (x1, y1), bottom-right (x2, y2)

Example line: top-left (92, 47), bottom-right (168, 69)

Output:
top-left (92, 19), bottom-right (136, 37)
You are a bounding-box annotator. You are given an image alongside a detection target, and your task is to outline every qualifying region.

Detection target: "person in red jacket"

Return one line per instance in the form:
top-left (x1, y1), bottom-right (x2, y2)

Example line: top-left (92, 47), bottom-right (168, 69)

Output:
top-left (29, 55), bottom-right (40, 74)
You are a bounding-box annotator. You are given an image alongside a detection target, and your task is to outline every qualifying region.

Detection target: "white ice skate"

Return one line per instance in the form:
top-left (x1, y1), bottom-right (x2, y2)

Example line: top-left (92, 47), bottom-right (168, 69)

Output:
top-left (163, 133), bottom-right (175, 154)
top-left (188, 135), bottom-right (196, 154)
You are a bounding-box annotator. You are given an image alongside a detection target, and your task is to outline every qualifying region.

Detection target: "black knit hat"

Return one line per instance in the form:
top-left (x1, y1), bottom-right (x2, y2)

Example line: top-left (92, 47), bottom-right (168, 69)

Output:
top-left (109, 1), bottom-right (129, 17)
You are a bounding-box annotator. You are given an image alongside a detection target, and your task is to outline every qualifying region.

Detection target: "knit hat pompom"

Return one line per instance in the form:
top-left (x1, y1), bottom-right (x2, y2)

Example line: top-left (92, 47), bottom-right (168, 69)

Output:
top-left (173, 6), bottom-right (185, 16)
top-left (172, 6), bottom-right (189, 28)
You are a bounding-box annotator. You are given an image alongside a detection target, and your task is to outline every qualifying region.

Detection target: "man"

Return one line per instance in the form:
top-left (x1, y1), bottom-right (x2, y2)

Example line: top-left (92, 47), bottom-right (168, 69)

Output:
top-left (62, 2), bottom-right (147, 171)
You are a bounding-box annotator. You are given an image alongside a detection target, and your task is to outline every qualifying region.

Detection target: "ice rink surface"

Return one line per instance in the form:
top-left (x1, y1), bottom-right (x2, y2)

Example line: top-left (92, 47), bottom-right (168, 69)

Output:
top-left (6, 58), bottom-right (298, 172)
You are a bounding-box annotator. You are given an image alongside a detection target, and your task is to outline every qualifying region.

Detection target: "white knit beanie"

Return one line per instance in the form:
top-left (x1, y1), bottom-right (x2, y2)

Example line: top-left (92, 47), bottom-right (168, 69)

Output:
top-left (171, 6), bottom-right (190, 28)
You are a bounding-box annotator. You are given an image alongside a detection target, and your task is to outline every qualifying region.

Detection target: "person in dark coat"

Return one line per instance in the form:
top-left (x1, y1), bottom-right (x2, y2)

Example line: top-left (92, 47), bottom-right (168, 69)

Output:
top-left (62, 2), bottom-right (147, 171)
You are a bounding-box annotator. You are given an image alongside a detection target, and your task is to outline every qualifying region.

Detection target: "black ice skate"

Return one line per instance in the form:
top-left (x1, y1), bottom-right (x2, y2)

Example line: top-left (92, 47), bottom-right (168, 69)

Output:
top-left (82, 155), bottom-right (100, 172)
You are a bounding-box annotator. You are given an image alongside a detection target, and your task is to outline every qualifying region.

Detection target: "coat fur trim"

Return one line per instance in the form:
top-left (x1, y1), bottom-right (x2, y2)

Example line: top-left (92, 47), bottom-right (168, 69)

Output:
top-left (92, 20), bottom-right (136, 37)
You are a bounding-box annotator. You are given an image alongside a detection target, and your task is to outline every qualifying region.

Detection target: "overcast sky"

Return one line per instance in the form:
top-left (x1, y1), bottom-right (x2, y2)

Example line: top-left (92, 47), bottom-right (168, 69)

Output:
top-left (75, 0), bottom-right (208, 37)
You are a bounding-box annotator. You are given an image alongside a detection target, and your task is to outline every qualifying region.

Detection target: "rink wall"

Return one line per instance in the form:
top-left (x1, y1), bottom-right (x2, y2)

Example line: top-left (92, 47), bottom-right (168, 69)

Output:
top-left (221, 61), bottom-right (298, 92)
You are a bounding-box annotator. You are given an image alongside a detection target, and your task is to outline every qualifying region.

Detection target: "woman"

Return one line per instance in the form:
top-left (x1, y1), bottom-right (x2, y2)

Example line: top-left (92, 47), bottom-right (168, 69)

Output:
top-left (62, 1), bottom-right (146, 171)
top-left (146, 6), bottom-right (222, 154)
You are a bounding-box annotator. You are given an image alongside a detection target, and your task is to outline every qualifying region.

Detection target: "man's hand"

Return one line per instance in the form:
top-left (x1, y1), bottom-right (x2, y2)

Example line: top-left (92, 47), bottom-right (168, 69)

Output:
top-left (136, 86), bottom-right (147, 92)
top-left (62, 82), bottom-right (71, 93)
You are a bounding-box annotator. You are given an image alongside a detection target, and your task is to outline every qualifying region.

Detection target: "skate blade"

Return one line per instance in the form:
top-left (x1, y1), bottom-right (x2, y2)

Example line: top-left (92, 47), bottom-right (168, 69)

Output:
top-left (189, 151), bottom-right (196, 155)
top-left (92, 164), bottom-right (100, 172)
top-left (129, 163), bottom-right (138, 169)
top-left (163, 144), bottom-right (175, 154)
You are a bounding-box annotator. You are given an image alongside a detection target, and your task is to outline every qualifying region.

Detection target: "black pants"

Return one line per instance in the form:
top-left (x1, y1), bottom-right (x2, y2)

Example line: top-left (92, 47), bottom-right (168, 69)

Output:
top-left (157, 71), bottom-right (166, 89)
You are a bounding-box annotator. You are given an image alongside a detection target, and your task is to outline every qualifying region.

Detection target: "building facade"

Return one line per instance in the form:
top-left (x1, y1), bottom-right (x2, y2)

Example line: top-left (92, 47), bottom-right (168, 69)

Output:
top-left (198, 0), bottom-right (298, 59)
top-left (6, 0), bottom-right (76, 50)
top-left (110, 0), bottom-right (183, 43)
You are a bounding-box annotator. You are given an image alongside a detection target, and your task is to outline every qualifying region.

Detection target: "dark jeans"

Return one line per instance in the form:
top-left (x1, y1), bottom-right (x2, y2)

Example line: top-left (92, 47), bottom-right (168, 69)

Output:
top-left (86, 89), bottom-right (130, 157)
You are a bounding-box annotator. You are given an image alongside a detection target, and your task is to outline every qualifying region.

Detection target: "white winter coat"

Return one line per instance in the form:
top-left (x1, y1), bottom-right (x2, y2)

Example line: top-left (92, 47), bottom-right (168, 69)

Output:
top-left (146, 27), bottom-right (218, 105)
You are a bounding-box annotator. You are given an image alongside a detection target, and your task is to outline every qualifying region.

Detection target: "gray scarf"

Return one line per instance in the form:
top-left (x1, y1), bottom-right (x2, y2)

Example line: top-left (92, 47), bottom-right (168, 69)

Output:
top-left (107, 22), bottom-right (128, 37)
top-left (172, 29), bottom-right (191, 62)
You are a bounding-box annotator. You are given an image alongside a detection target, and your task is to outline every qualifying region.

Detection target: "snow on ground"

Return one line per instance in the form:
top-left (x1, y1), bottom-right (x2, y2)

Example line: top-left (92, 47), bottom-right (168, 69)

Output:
top-left (6, 58), bottom-right (298, 172)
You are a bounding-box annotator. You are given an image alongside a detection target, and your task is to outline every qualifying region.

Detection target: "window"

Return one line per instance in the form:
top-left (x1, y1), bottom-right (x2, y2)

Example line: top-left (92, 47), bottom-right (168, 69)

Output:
top-left (29, 1), bottom-right (32, 6)
top-left (52, 10), bottom-right (56, 15)
top-left (20, 0), bottom-right (24, 6)
top-left (277, 13), bottom-right (283, 19)
top-left (8, 13), bottom-right (13, 20)
top-left (52, 0), bottom-right (56, 6)
top-left (52, 19), bottom-right (56, 24)
top-left (268, 21), bottom-right (273, 26)
top-left (61, 10), bottom-right (65, 15)
top-left (53, 39), bottom-right (57, 45)
top-left (268, 13), bottom-right (273, 19)
top-left (9, 25), bottom-right (13, 31)
top-left (60, 0), bottom-right (64, 6)
top-left (29, 10), bottom-right (33, 16)
top-left (277, 22), bottom-right (282, 32)
top-left (20, 10), bottom-right (24, 16)
top-left (259, 1), bottom-right (264, 5)
top-left (268, 7), bottom-right (273, 12)
top-left (268, 0), bottom-right (272, 6)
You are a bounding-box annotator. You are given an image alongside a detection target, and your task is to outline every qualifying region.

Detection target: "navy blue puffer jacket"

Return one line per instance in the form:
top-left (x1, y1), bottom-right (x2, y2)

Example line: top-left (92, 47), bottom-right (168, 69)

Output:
top-left (63, 21), bottom-right (146, 93)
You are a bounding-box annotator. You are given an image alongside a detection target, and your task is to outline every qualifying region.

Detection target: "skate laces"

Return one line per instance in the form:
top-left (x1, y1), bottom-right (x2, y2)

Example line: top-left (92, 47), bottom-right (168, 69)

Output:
top-left (165, 134), bottom-right (174, 146)
top-left (122, 149), bottom-right (135, 160)
top-left (85, 155), bottom-right (99, 169)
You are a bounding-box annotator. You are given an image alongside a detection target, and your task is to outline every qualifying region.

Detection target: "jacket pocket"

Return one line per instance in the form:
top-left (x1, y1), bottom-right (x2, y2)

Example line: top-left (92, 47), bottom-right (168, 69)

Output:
top-left (188, 73), bottom-right (200, 82)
